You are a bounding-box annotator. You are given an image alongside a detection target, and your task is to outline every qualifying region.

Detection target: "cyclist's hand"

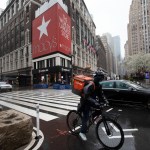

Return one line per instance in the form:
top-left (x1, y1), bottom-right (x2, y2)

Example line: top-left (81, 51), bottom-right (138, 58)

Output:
top-left (105, 99), bottom-right (109, 106)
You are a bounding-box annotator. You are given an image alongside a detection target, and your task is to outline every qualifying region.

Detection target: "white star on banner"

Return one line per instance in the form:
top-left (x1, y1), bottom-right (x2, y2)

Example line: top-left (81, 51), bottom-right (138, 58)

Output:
top-left (37, 16), bottom-right (51, 40)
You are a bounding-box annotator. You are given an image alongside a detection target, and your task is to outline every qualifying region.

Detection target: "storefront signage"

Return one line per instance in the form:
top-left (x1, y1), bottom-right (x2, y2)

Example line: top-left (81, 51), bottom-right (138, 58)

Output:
top-left (145, 72), bottom-right (150, 79)
top-left (61, 68), bottom-right (70, 72)
top-left (39, 69), bottom-right (48, 73)
top-left (32, 3), bottom-right (71, 58)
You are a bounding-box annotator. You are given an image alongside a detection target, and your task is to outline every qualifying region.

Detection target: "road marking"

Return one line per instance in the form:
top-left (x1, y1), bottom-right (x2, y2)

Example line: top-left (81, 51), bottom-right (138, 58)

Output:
top-left (110, 123), bottom-right (119, 132)
top-left (123, 128), bottom-right (138, 132)
top-left (0, 96), bottom-right (76, 115)
top-left (109, 135), bottom-right (134, 139)
top-left (0, 100), bottom-right (58, 121)
top-left (24, 127), bottom-right (44, 150)
top-left (118, 109), bottom-right (122, 112)
top-left (106, 108), bottom-right (113, 112)
top-left (102, 123), bottom-right (138, 139)
top-left (1, 92), bottom-right (80, 104)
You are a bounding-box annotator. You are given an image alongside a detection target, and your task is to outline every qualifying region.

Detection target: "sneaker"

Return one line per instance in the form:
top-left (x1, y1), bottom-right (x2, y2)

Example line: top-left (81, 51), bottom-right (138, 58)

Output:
top-left (79, 132), bottom-right (87, 141)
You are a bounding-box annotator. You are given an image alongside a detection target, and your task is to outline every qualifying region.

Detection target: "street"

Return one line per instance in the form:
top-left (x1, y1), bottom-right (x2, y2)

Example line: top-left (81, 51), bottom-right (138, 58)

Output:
top-left (0, 89), bottom-right (150, 150)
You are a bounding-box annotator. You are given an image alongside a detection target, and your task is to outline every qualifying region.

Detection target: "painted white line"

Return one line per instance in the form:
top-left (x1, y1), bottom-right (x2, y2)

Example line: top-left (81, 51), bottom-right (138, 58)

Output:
top-left (24, 132), bottom-right (36, 150)
top-left (0, 96), bottom-right (75, 115)
top-left (106, 108), bottom-right (113, 112)
top-left (0, 100), bottom-right (58, 121)
top-left (123, 128), bottom-right (138, 132)
top-left (109, 135), bottom-right (134, 139)
top-left (118, 109), bottom-right (122, 112)
top-left (24, 127), bottom-right (44, 150)
top-left (110, 123), bottom-right (119, 132)
top-left (32, 127), bottom-right (44, 150)
top-left (1, 94), bottom-right (79, 106)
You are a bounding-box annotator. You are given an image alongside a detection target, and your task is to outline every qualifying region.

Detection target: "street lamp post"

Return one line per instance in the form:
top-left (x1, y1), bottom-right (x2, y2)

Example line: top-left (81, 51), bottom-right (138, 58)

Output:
top-left (70, 54), bottom-right (74, 85)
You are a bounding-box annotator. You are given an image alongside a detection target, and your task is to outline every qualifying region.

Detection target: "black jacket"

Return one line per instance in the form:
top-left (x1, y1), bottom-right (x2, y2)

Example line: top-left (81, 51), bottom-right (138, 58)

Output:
top-left (82, 81), bottom-right (105, 107)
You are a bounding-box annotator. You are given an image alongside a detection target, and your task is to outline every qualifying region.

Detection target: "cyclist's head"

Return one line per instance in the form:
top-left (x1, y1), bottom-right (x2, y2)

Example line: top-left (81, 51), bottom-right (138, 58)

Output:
top-left (93, 70), bottom-right (105, 85)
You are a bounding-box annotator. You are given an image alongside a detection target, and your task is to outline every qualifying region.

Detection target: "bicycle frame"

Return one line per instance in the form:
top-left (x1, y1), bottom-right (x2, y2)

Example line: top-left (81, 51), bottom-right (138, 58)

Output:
top-left (85, 107), bottom-right (120, 133)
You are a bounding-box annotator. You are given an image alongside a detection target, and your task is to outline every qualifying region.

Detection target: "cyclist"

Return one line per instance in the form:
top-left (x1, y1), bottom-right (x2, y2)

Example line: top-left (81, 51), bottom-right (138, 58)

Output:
top-left (79, 70), bottom-right (108, 141)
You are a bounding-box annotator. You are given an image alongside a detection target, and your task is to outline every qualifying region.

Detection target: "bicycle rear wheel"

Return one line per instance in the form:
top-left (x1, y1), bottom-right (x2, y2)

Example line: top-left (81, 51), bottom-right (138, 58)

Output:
top-left (66, 110), bottom-right (82, 135)
top-left (96, 118), bottom-right (124, 149)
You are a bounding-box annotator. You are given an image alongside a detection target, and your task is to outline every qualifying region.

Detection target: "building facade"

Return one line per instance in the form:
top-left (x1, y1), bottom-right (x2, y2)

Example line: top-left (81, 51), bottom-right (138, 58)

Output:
top-left (64, 0), bottom-right (97, 75)
top-left (113, 36), bottom-right (121, 76)
top-left (127, 0), bottom-right (150, 56)
top-left (0, 0), bottom-right (97, 86)
top-left (95, 35), bottom-right (107, 73)
top-left (32, 0), bottom-right (97, 85)
top-left (0, 0), bottom-right (42, 85)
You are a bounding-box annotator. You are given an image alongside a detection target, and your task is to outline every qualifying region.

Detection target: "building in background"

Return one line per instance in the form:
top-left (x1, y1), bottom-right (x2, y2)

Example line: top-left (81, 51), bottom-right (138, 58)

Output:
top-left (95, 35), bottom-right (107, 73)
top-left (64, 0), bottom-right (97, 76)
top-left (0, 0), bottom-right (98, 86)
top-left (113, 35), bottom-right (121, 76)
top-left (102, 33), bottom-right (116, 76)
top-left (0, 0), bottom-right (42, 85)
top-left (32, 0), bottom-right (72, 84)
top-left (113, 36), bottom-right (121, 61)
top-left (124, 41), bottom-right (129, 59)
top-left (101, 35), bottom-right (113, 78)
top-left (0, 8), bottom-right (4, 15)
top-left (127, 0), bottom-right (150, 56)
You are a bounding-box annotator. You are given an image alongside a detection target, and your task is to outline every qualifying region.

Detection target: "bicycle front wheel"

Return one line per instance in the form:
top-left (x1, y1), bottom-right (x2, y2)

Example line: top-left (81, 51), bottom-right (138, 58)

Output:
top-left (96, 118), bottom-right (124, 150)
top-left (66, 110), bottom-right (82, 135)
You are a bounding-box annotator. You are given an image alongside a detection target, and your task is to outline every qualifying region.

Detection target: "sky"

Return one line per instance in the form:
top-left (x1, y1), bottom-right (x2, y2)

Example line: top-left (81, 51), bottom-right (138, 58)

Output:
top-left (1, 0), bottom-right (132, 57)
top-left (84, 0), bottom-right (132, 58)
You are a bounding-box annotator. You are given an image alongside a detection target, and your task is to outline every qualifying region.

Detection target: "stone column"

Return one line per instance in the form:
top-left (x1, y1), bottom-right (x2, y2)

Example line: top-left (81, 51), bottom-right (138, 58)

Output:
top-left (18, 0), bottom-right (22, 10)
top-left (0, 20), bottom-right (1, 30)
top-left (9, 7), bottom-right (12, 19)
top-left (3, 17), bottom-right (5, 27)
top-left (13, 1), bottom-right (16, 15)
top-left (6, 12), bottom-right (8, 23)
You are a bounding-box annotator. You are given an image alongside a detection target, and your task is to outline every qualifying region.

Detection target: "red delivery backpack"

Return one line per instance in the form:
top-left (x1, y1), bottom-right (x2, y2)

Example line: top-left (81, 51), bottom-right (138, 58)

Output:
top-left (72, 75), bottom-right (94, 96)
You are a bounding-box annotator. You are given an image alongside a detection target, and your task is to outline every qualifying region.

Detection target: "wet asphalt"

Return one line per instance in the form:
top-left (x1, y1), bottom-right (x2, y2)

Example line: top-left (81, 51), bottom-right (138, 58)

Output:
top-left (36, 105), bottom-right (150, 150)
top-left (0, 89), bottom-right (150, 150)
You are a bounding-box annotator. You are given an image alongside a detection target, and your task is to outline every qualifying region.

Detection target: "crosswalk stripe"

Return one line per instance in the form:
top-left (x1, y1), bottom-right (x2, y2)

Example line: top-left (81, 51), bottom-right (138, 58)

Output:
top-left (0, 90), bottom-right (80, 121)
top-left (0, 96), bottom-right (74, 115)
top-left (0, 100), bottom-right (58, 121)
top-left (2, 90), bottom-right (80, 98)
top-left (0, 94), bottom-right (78, 110)
top-left (1, 92), bottom-right (80, 104)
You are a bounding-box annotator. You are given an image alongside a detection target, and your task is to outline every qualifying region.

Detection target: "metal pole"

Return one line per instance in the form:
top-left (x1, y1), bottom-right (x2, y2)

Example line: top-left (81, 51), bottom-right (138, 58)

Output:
top-left (71, 55), bottom-right (74, 84)
top-left (35, 103), bottom-right (40, 139)
top-left (0, 67), bottom-right (2, 81)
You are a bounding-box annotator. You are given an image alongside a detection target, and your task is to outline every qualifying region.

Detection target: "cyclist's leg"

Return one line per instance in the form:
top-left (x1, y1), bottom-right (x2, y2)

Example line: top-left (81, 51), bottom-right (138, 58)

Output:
top-left (80, 105), bottom-right (90, 133)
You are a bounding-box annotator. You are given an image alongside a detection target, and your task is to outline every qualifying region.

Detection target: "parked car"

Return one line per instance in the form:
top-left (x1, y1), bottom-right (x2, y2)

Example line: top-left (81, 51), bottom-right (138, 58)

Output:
top-left (100, 80), bottom-right (150, 109)
top-left (0, 82), bottom-right (12, 92)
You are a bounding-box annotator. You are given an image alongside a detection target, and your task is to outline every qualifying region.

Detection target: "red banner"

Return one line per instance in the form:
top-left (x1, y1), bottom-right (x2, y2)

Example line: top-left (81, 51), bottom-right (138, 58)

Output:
top-left (32, 3), bottom-right (71, 58)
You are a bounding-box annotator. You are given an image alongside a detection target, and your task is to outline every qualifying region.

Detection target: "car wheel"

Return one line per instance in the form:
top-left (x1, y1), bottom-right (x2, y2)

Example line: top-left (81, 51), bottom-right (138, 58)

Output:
top-left (147, 99), bottom-right (150, 110)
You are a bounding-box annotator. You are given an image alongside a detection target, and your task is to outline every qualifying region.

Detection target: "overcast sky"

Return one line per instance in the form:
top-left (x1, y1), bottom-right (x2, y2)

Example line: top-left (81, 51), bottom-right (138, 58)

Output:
top-left (1, 0), bottom-right (132, 57)
top-left (84, 0), bottom-right (132, 58)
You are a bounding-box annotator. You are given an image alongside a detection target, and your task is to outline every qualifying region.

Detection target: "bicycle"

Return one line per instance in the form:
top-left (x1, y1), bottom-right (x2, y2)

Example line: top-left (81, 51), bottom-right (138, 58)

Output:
top-left (66, 103), bottom-right (124, 150)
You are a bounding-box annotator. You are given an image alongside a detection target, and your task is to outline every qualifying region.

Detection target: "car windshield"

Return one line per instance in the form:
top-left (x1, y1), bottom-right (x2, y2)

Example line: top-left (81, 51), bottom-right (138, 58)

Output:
top-left (125, 81), bottom-right (144, 89)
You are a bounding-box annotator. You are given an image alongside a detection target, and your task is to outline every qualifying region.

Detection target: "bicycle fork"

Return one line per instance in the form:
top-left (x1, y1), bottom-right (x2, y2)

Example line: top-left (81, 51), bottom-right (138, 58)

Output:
top-left (103, 117), bottom-right (111, 136)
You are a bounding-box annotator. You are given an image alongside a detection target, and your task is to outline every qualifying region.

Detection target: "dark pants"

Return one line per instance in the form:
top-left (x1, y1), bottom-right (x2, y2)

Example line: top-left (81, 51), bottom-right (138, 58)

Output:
top-left (80, 104), bottom-right (90, 133)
